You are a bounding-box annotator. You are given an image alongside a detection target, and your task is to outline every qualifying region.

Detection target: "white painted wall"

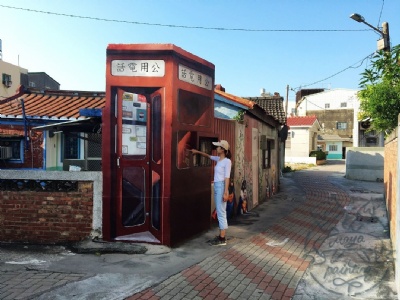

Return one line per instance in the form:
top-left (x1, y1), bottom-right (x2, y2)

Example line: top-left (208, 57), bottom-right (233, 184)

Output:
top-left (286, 128), bottom-right (310, 157)
top-left (297, 89), bottom-right (359, 116)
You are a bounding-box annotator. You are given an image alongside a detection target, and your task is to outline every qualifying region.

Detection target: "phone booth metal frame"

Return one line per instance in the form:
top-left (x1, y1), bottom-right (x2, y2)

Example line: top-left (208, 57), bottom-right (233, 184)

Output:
top-left (103, 44), bottom-right (215, 246)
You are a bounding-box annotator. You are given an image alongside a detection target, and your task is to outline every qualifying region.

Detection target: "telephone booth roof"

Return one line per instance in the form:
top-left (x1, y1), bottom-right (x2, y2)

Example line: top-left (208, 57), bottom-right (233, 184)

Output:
top-left (107, 43), bottom-right (215, 69)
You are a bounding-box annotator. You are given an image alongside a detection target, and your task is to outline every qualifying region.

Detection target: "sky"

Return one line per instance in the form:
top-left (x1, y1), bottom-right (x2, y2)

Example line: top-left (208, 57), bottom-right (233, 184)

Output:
top-left (0, 0), bottom-right (398, 101)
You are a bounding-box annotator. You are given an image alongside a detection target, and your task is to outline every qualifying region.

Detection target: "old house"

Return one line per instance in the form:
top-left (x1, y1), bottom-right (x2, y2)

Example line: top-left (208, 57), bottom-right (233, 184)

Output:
top-left (296, 88), bottom-right (358, 159)
top-left (0, 86), bottom-right (104, 170)
top-left (285, 115), bottom-right (321, 164)
top-left (214, 85), bottom-right (283, 210)
top-left (243, 91), bottom-right (287, 171)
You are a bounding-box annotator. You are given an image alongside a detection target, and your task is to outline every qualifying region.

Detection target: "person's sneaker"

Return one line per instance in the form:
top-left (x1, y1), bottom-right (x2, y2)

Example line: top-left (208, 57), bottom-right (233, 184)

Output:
top-left (209, 236), bottom-right (226, 246)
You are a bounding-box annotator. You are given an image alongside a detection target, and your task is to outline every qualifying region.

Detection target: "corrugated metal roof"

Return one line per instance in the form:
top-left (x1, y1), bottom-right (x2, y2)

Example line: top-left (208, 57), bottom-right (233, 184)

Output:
top-left (0, 88), bottom-right (105, 120)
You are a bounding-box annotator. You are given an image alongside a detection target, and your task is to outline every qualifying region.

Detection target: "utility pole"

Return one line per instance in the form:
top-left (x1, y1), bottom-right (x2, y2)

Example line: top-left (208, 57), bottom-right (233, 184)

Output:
top-left (382, 22), bottom-right (390, 52)
top-left (350, 13), bottom-right (390, 52)
top-left (285, 85), bottom-right (289, 117)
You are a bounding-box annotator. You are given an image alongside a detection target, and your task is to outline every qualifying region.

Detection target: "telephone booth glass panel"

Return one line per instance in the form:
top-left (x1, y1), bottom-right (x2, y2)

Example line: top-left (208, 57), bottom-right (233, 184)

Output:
top-left (122, 167), bottom-right (145, 226)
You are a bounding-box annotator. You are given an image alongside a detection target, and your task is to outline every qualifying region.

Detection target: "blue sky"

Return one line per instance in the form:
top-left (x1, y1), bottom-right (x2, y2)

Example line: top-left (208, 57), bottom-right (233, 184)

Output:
top-left (0, 0), bottom-right (398, 101)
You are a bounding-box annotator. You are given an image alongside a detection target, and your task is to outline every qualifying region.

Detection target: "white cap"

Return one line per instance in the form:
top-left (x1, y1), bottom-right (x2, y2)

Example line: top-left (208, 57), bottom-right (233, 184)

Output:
top-left (212, 140), bottom-right (229, 150)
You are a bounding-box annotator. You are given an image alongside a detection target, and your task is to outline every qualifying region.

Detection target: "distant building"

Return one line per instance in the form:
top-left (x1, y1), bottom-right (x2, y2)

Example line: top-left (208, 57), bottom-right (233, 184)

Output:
top-left (295, 88), bottom-right (384, 153)
top-left (295, 88), bottom-right (324, 104)
top-left (0, 59), bottom-right (28, 99)
top-left (27, 72), bottom-right (60, 90)
top-left (0, 57), bottom-right (59, 100)
top-left (286, 115), bottom-right (321, 164)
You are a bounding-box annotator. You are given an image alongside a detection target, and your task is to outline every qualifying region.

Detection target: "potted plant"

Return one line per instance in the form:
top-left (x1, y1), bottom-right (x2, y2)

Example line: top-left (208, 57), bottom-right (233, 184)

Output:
top-left (309, 150), bottom-right (327, 165)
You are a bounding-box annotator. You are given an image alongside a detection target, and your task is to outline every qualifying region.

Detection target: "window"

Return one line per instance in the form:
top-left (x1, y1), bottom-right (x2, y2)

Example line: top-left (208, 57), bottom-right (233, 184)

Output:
top-left (178, 89), bottom-right (212, 126)
top-left (29, 81), bottom-right (36, 88)
top-left (336, 122), bottom-right (347, 130)
top-left (2, 73), bottom-right (12, 87)
top-left (62, 134), bottom-right (80, 160)
top-left (325, 103), bottom-right (330, 109)
top-left (0, 139), bottom-right (23, 161)
top-left (329, 145), bottom-right (338, 151)
top-left (262, 140), bottom-right (272, 169)
top-left (340, 102), bottom-right (347, 108)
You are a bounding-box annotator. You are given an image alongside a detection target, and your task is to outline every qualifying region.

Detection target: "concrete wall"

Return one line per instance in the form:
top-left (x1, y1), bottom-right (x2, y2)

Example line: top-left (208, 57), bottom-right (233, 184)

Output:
top-left (346, 147), bottom-right (384, 181)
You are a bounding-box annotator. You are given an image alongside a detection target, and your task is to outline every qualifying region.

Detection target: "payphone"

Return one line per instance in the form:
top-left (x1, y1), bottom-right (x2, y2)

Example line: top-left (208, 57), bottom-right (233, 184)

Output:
top-left (103, 44), bottom-right (215, 246)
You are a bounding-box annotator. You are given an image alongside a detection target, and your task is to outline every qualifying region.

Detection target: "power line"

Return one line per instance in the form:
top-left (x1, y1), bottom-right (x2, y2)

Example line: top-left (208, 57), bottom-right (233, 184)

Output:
top-left (377, 0), bottom-right (385, 27)
top-left (293, 52), bottom-right (375, 90)
top-left (0, 4), bottom-right (373, 33)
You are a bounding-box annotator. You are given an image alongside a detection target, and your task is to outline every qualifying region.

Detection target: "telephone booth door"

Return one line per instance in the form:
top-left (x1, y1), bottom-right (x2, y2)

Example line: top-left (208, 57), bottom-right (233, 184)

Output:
top-left (114, 87), bottom-right (163, 242)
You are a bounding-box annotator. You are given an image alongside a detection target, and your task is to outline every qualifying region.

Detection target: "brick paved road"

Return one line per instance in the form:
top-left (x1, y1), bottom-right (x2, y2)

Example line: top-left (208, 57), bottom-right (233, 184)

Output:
top-left (127, 164), bottom-right (397, 300)
top-left (0, 162), bottom-right (396, 299)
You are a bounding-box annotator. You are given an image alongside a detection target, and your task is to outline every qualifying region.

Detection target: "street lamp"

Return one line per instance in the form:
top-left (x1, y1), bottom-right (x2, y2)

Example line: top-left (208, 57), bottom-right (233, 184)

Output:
top-left (350, 13), bottom-right (390, 51)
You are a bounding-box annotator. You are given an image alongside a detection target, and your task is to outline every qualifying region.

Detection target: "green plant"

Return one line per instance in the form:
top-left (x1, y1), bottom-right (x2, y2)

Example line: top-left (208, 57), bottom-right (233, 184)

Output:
top-left (282, 166), bottom-right (294, 173)
top-left (233, 110), bottom-right (245, 122)
top-left (358, 44), bottom-right (400, 135)
top-left (309, 150), bottom-right (326, 160)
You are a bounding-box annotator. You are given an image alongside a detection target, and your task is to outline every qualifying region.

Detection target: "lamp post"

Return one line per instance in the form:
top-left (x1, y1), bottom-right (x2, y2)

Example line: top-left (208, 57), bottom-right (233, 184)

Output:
top-left (350, 13), bottom-right (390, 52)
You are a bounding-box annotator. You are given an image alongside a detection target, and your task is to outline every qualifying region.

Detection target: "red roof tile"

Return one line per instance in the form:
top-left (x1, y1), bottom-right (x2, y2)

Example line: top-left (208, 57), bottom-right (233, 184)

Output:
top-left (287, 115), bottom-right (318, 127)
top-left (0, 87), bottom-right (105, 120)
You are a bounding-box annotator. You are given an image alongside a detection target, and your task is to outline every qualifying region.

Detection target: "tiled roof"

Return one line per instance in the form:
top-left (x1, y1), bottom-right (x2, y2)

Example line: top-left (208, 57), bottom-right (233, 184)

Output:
top-left (287, 115), bottom-right (318, 127)
top-left (243, 96), bottom-right (286, 125)
top-left (214, 89), bottom-right (256, 109)
top-left (0, 86), bottom-right (105, 120)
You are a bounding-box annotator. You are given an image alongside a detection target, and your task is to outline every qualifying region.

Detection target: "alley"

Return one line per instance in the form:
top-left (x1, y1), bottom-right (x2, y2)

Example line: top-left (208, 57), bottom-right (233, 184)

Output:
top-left (127, 160), bottom-right (397, 300)
top-left (0, 160), bottom-right (397, 300)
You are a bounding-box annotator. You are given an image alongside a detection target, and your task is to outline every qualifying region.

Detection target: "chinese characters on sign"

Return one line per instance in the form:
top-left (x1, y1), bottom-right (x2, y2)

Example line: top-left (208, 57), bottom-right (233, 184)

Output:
top-left (111, 60), bottom-right (165, 77)
top-left (178, 64), bottom-right (212, 90)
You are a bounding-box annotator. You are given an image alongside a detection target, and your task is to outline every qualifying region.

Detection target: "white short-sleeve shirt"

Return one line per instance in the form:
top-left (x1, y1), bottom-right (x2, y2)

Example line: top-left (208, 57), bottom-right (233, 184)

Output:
top-left (210, 156), bottom-right (232, 182)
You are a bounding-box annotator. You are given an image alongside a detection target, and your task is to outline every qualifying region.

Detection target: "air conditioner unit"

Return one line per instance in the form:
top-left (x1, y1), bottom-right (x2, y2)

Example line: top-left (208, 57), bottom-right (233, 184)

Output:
top-left (0, 147), bottom-right (12, 159)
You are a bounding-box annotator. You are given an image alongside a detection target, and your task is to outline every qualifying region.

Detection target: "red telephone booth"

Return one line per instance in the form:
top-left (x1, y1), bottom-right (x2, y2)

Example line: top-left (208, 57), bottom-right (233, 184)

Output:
top-left (103, 44), bottom-right (216, 246)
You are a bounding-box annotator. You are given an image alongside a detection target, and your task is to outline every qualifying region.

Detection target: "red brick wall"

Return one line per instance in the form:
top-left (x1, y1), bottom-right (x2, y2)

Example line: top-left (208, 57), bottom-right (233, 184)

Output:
top-left (0, 125), bottom-right (44, 169)
top-left (0, 182), bottom-right (93, 244)
top-left (384, 132), bottom-right (397, 252)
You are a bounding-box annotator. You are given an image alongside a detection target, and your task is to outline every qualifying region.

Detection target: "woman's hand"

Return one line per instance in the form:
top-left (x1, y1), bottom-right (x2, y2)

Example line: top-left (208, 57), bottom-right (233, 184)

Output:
top-left (223, 190), bottom-right (229, 202)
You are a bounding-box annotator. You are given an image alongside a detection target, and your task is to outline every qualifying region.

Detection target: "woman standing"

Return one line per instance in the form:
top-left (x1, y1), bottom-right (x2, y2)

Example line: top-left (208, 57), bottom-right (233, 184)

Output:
top-left (191, 140), bottom-right (232, 246)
